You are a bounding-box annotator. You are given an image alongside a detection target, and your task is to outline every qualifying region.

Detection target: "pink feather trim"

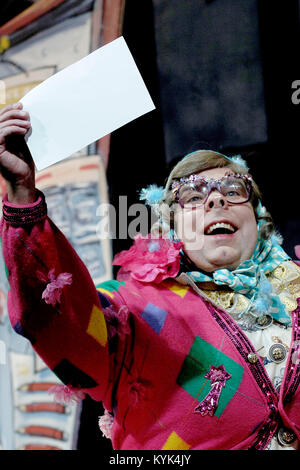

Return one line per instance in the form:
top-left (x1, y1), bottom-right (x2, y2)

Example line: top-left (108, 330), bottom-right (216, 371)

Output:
top-left (48, 384), bottom-right (85, 404)
top-left (98, 409), bottom-right (114, 439)
top-left (104, 304), bottom-right (130, 339)
top-left (40, 269), bottom-right (72, 307)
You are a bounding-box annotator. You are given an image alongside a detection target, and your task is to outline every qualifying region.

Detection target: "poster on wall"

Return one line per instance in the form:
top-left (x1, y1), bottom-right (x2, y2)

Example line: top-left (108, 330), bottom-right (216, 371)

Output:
top-left (0, 153), bottom-right (112, 449)
top-left (0, 66), bottom-right (56, 107)
top-left (35, 155), bottom-right (112, 285)
top-left (0, 8), bottom-right (93, 79)
top-left (10, 352), bottom-right (81, 450)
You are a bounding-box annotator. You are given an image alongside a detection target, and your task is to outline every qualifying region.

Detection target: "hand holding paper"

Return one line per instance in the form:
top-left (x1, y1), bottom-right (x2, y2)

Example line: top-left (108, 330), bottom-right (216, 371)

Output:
top-left (20, 36), bottom-right (155, 171)
top-left (0, 102), bottom-right (36, 204)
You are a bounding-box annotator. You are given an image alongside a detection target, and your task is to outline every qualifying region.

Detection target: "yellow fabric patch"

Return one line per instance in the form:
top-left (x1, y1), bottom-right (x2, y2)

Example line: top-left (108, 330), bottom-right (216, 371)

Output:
top-left (96, 287), bottom-right (114, 299)
top-left (0, 36), bottom-right (10, 54)
top-left (162, 431), bottom-right (191, 450)
top-left (87, 305), bottom-right (107, 347)
top-left (168, 283), bottom-right (189, 298)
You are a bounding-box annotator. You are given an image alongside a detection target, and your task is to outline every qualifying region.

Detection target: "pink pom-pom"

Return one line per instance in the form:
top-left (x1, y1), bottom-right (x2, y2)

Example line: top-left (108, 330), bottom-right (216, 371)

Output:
top-left (41, 269), bottom-right (72, 307)
top-left (48, 384), bottom-right (85, 404)
top-left (295, 245), bottom-right (300, 260)
top-left (98, 409), bottom-right (114, 439)
top-left (104, 305), bottom-right (130, 339)
top-left (127, 379), bottom-right (152, 407)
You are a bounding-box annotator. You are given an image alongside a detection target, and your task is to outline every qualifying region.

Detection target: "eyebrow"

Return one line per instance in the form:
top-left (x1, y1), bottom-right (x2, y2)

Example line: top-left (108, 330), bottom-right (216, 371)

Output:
top-left (179, 183), bottom-right (204, 196)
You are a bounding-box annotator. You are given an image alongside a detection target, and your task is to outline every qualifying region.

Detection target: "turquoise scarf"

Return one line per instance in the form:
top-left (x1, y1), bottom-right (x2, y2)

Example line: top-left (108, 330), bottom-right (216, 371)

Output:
top-left (186, 230), bottom-right (291, 324)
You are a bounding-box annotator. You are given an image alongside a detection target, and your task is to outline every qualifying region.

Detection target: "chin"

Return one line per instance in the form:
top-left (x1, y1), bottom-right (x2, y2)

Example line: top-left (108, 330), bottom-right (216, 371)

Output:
top-left (213, 254), bottom-right (243, 269)
top-left (207, 260), bottom-right (240, 272)
top-left (189, 248), bottom-right (243, 272)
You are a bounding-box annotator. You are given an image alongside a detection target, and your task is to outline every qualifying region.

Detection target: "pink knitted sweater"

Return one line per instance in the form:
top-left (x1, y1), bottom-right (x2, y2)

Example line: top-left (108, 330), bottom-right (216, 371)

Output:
top-left (1, 193), bottom-right (300, 450)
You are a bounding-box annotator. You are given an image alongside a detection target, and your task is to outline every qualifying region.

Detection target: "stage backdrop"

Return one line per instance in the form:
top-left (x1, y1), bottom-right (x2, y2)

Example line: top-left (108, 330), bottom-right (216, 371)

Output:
top-left (152, 0), bottom-right (268, 161)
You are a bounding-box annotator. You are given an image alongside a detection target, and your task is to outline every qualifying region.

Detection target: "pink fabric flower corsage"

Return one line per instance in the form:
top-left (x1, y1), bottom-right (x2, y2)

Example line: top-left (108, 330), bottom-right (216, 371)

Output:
top-left (39, 269), bottom-right (72, 307)
top-left (112, 234), bottom-right (183, 284)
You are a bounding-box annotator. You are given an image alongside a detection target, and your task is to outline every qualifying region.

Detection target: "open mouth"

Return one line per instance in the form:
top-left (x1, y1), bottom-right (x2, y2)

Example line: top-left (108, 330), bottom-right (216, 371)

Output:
top-left (205, 222), bottom-right (238, 236)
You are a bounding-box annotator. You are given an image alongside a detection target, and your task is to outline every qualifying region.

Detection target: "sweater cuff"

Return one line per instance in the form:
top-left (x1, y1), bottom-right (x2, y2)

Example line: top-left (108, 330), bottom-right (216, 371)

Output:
top-left (2, 190), bottom-right (47, 226)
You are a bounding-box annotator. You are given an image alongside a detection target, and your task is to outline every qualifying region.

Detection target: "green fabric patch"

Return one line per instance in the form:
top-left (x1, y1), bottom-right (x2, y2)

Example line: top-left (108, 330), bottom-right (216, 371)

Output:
top-left (0, 238), bottom-right (9, 281)
top-left (177, 336), bottom-right (244, 418)
top-left (4, 262), bottom-right (9, 281)
top-left (96, 280), bottom-right (125, 292)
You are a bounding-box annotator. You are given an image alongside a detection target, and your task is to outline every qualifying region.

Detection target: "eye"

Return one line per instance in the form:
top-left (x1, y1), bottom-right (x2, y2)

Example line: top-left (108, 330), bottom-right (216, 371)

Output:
top-left (222, 179), bottom-right (248, 200)
top-left (179, 183), bottom-right (208, 206)
top-left (187, 194), bottom-right (202, 202)
top-left (226, 189), bottom-right (240, 197)
top-left (225, 181), bottom-right (245, 195)
top-left (184, 192), bottom-right (205, 204)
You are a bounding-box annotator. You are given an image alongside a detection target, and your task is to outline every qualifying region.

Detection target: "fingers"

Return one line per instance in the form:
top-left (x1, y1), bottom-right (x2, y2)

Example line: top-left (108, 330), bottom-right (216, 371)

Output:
top-left (0, 108), bottom-right (30, 124)
top-left (0, 125), bottom-right (29, 145)
top-left (0, 102), bottom-right (23, 116)
top-left (0, 103), bottom-right (31, 144)
top-left (0, 118), bottom-right (30, 129)
top-left (0, 105), bottom-right (34, 186)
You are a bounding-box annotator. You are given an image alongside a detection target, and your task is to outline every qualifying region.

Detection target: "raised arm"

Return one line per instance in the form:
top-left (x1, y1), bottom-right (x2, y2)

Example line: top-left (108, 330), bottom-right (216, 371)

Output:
top-left (0, 103), bottom-right (126, 408)
top-left (0, 102), bottom-right (35, 203)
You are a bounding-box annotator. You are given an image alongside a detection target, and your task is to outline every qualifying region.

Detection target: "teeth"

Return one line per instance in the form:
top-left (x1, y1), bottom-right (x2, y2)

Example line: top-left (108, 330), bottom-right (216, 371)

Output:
top-left (206, 222), bottom-right (235, 235)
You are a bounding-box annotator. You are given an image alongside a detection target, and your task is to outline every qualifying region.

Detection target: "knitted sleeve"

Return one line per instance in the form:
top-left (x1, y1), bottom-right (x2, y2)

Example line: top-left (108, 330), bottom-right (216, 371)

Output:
top-left (0, 190), bottom-right (129, 409)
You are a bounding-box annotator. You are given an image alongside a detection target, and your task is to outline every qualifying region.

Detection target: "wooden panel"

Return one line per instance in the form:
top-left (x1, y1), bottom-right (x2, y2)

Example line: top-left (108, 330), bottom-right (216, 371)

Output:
top-left (96, 0), bottom-right (126, 169)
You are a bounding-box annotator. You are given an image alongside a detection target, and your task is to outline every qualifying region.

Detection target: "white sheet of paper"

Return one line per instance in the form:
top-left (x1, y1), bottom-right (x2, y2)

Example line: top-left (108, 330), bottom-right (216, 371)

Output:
top-left (20, 36), bottom-right (155, 171)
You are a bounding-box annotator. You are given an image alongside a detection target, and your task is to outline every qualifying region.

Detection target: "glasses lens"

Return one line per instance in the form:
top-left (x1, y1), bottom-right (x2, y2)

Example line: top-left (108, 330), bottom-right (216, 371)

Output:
top-left (177, 176), bottom-right (251, 208)
top-left (178, 182), bottom-right (208, 208)
top-left (220, 177), bottom-right (249, 203)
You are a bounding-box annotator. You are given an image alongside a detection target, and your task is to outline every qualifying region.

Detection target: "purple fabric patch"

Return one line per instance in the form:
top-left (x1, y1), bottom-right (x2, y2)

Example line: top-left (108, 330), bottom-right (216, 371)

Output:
top-left (141, 303), bottom-right (167, 334)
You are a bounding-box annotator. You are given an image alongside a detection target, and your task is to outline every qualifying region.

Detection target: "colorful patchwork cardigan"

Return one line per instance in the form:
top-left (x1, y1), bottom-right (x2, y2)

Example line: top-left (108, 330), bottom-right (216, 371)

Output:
top-left (1, 192), bottom-right (300, 450)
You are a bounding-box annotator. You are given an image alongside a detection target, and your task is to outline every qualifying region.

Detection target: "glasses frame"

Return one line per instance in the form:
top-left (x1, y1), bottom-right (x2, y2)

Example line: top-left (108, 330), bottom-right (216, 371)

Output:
top-left (173, 173), bottom-right (253, 210)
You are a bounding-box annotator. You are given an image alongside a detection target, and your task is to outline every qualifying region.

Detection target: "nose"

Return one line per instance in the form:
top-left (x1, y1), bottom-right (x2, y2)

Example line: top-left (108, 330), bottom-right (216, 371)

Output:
top-left (205, 191), bottom-right (228, 210)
